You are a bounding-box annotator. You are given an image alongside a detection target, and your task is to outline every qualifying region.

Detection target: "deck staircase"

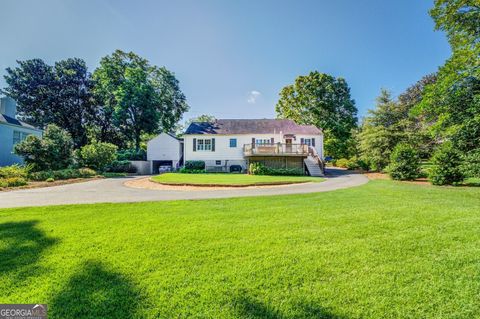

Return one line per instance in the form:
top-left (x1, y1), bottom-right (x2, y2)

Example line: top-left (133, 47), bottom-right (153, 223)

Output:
top-left (304, 147), bottom-right (325, 177)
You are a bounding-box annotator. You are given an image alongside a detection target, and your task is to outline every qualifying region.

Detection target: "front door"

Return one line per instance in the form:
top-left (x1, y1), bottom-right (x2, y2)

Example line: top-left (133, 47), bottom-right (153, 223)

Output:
top-left (285, 138), bottom-right (292, 153)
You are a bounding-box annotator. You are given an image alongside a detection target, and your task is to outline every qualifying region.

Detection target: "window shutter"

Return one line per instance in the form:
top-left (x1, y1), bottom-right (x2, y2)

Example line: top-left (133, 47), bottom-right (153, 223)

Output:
top-left (271, 137), bottom-right (274, 144)
top-left (193, 138), bottom-right (196, 152)
top-left (312, 138), bottom-right (315, 147)
top-left (212, 138), bottom-right (215, 152)
top-left (252, 137), bottom-right (255, 147)
top-left (300, 138), bottom-right (304, 144)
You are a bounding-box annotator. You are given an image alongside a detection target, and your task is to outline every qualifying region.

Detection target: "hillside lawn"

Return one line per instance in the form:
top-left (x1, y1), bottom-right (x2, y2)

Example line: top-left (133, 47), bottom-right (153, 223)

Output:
top-left (1, 180), bottom-right (480, 318)
top-left (152, 172), bottom-right (325, 186)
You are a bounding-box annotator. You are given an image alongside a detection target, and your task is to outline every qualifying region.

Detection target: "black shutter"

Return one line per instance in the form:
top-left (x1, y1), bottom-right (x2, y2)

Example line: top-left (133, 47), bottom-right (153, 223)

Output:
top-left (300, 138), bottom-right (304, 144)
top-left (312, 138), bottom-right (315, 147)
top-left (252, 137), bottom-right (255, 147)
top-left (193, 138), bottom-right (196, 152)
top-left (270, 137), bottom-right (274, 144)
top-left (212, 138), bottom-right (215, 152)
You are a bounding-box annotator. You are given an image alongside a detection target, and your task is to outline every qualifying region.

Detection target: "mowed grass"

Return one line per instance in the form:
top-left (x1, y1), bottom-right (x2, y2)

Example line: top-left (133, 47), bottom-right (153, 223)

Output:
top-left (1, 181), bottom-right (480, 318)
top-left (152, 173), bottom-right (324, 186)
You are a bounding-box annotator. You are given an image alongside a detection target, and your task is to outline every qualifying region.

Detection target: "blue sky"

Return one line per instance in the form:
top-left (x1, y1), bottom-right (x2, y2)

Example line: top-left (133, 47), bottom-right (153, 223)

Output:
top-left (0, 0), bottom-right (450, 122)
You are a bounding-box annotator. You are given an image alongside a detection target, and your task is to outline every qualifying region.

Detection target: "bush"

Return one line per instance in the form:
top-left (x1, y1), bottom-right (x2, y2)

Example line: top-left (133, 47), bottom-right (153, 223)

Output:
top-left (335, 158), bottom-right (349, 168)
top-left (461, 150), bottom-right (480, 178)
top-left (46, 177), bottom-right (55, 182)
top-left (428, 143), bottom-right (464, 185)
top-left (185, 161), bottom-right (206, 170)
top-left (79, 142), bottom-right (118, 171)
top-left (117, 149), bottom-right (146, 161)
top-left (249, 163), bottom-right (304, 176)
top-left (178, 168), bottom-right (205, 174)
top-left (14, 124), bottom-right (74, 171)
top-left (346, 156), bottom-right (370, 171)
top-left (29, 168), bottom-right (97, 181)
top-left (0, 177), bottom-right (28, 188)
top-left (386, 143), bottom-right (421, 181)
top-left (0, 165), bottom-right (28, 179)
top-left (105, 160), bottom-right (137, 173)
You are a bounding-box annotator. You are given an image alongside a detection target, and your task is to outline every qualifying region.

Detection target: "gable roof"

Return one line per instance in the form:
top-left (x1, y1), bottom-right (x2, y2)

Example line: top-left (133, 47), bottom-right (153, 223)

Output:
top-left (0, 113), bottom-right (39, 130)
top-left (185, 119), bottom-right (322, 135)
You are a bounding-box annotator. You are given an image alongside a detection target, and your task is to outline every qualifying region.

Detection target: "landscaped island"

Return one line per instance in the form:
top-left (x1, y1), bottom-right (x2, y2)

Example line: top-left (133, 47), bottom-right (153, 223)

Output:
top-left (151, 173), bottom-right (324, 186)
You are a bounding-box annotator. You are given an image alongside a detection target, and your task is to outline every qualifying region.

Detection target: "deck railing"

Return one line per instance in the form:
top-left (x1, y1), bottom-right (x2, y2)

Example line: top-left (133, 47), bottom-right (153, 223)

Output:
top-left (243, 143), bottom-right (309, 156)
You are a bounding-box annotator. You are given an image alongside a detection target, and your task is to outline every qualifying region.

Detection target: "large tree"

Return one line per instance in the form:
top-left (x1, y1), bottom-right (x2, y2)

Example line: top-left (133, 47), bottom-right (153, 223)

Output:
top-left (2, 58), bottom-right (96, 147)
top-left (275, 71), bottom-right (358, 159)
top-left (93, 50), bottom-right (189, 150)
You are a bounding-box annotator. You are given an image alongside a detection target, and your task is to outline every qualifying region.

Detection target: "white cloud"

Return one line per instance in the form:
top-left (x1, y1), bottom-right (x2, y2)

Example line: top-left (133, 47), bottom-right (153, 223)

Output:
top-left (247, 90), bottom-right (261, 104)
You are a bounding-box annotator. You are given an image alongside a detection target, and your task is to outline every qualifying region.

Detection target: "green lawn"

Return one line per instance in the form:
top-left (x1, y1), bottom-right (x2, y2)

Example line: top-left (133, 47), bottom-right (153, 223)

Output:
top-left (1, 181), bottom-right (480, 318)
top-left (152, 173), bottom-right (324, 186)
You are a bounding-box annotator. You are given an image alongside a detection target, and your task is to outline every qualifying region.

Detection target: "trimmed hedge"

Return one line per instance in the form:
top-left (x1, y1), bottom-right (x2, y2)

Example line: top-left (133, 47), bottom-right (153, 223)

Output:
top-left (105, 160), bottom-right (137, 173)
top-left (249, 163), bottom-right (304, 176)
top-left (185, 161), bottom-right (206, 170)
top-left (178, 168), bottom-right (206, 174)
top-left (29, 168), bottom-right (97, 181)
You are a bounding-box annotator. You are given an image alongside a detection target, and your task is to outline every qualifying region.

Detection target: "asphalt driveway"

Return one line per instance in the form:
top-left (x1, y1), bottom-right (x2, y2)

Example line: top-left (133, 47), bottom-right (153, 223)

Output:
top-left (0, 168), bottom-right (368, 208)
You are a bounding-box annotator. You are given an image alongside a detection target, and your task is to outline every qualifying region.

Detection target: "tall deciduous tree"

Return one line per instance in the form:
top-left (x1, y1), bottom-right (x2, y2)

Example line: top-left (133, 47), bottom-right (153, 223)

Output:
top-left (93, 50), bottom-right (188, 150)
top-left (275, 71), bottom-right (358, 159)
top-left (2, 58), bottom-right (95, 147)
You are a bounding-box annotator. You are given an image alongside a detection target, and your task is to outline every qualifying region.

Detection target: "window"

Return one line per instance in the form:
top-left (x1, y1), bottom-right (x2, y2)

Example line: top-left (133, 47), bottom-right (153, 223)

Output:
top-left (196, 139), bottom-right (213, 151)
top-left (229, 138), bottom-right (237, 148)
top-left (13, 131), bottom-right (29, 146)
top-left (255, 139), bottom-right (271, 145)
top-left (304, 138), bottom-right (312, 146)
top-left (215, 160), bottom-right (222, 165)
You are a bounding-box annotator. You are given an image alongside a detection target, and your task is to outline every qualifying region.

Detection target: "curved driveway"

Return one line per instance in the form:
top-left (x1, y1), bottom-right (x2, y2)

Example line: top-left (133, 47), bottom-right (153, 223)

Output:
top-left (0, 168), bottom-right (368, 208)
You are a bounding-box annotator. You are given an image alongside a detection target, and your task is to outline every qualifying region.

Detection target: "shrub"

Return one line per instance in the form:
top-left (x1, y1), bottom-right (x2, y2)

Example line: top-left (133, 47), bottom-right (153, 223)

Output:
top-left (428, 143), bottom-right (464, 185)
top-left (461, 150), bottom-right (480, 178)
top-left (185, 161), bottom-right (206, 170)
top-left (14, 124), bottom-right (74, 171)
top-left (178, 168), bottom-right (205, 174)
top-left (346, 156), bottom-right (370, 171)
top-left (0, 165), bottom-right (28, 179)
top-left (46, 177), bottom-right (55, 182)
top-left (117, 149), bottom-right (146, 161)
top-left (79, 142), bottom-right (118, 171)
top-left (105, 160), bottom-right (137, 173)
top-left (335, 158), bottom-right (349, 168)
top-left (28, 168), bottom-right (97, 181)
top-left (386, 143), bottom-right (421, 181)
top-left (249, 163), bottom-right (303, 176)
top-left (0, 177), bottom-right (28, 187)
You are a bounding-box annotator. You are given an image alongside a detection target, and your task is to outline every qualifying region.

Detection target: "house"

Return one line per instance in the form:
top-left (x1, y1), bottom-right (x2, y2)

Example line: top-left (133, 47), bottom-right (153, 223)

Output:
top-left (183, 119), bottom-right (324, 176)
top-left (0, 97), bottom-right (42, 167)
top-left (147, 132), bottom-right (184, 174)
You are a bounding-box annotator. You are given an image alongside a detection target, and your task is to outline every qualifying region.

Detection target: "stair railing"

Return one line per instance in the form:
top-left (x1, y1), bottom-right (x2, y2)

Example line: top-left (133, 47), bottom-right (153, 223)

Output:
top-left (308, 146), bottom-right (325, 174)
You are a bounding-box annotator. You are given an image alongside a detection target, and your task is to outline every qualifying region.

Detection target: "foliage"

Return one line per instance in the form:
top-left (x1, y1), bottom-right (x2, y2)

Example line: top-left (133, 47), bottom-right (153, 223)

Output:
top-left (185, 160), bottom-right (206, 170)
top-left (461, 149), bottom-right (480, 178)
top-left (0, 165), bottom-right (28, 179)
top-left (0, 177), bottom-right (28, 188)
top-left (2, 58), bottom-right (96, 147)
top-left (153, 173), bottom-right (320, 185)
top-left (116, 149), bottom-right (147, 161)
top-left (386, 143), bottom-right (421, 181)
top-left (14, 124), bottom-right (74, 171)
top-left (346, 156), bottom-right (369, 171)
top-left (78, 142), bottom-right (118, 171)
top-left (275, 71), bottom-right (358, 158)
top-left (92, 50), bottom-right (189, 150)
top-left (105, 160), bottom-right (137, 174)
top-left (28, 168), bottom-right (97, 181)
top-left (429, 142), bottom-right (465, 185)
top-left (335, 158), bottom-right (349, 168)
top-left (178, 168), bottom-right (207, 174)
top-left (46, 178), bottom-right (55, 183)
top-left (249, 162), bottom-right (304, 176)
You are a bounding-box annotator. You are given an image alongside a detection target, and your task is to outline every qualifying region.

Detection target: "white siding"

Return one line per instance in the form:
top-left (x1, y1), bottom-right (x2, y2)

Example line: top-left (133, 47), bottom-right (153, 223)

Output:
top-left (0, 123), bottom-right (42, 167)
top-left (147, 133), bottom-right (182, 162)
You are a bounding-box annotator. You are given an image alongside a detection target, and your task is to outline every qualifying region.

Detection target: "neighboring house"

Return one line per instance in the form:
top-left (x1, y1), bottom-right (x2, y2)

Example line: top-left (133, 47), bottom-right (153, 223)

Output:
top-left (147, 132), bottom-right (184, 174)
top-left (0, 97), bottom-right (42, 167)
top-left (183, 119), bottom-right (324, 176)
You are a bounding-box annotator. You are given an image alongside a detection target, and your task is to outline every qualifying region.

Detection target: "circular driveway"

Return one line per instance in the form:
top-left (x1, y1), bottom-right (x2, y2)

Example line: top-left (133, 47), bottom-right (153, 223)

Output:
top-left (0, 168), bottom-right (368, 208)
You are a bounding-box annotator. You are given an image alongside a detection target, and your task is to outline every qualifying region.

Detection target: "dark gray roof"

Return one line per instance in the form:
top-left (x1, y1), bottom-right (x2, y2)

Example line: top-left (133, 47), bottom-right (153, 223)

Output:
top-left (166, 132), bottom-right (184, 141)
top-left (0, 113), bottom-right (39, 130)
top-left (185, 119), bottom-right (322, 135)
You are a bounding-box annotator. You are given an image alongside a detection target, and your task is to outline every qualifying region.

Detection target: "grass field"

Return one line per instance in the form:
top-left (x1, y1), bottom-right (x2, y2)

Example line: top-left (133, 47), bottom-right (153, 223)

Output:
top-left (1, 181), bottom-right (480, 318)
top-left (152, 173), bottom-right (324, 186)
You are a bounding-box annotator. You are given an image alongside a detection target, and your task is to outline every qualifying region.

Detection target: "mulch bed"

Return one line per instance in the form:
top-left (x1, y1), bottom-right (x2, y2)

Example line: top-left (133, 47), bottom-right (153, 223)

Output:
top-left (0, 177), bottom-right (101, 192)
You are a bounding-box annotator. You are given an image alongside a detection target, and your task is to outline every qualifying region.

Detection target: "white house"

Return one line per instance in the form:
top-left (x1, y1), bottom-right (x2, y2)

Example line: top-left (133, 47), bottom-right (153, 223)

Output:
top-left (147, 132), bottom-right (183, 174)
top-left (182, 119), bottom-right (324, 176)
top-left (0, 97), bottom-right (42, 167)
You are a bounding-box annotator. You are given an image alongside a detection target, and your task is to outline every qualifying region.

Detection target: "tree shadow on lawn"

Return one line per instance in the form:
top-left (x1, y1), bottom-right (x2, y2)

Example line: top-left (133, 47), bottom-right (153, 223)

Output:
top-left (232, 294), bottom-right (347, 319)
top-left (0, 220), bottom-right (58, 281)
top-left (50, 260), bottom-right (146, 319)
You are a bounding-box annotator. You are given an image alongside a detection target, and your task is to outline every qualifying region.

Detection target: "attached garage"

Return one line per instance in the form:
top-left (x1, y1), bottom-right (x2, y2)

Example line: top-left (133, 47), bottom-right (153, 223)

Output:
top-left (147, 133), bottom-right (183, 174)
